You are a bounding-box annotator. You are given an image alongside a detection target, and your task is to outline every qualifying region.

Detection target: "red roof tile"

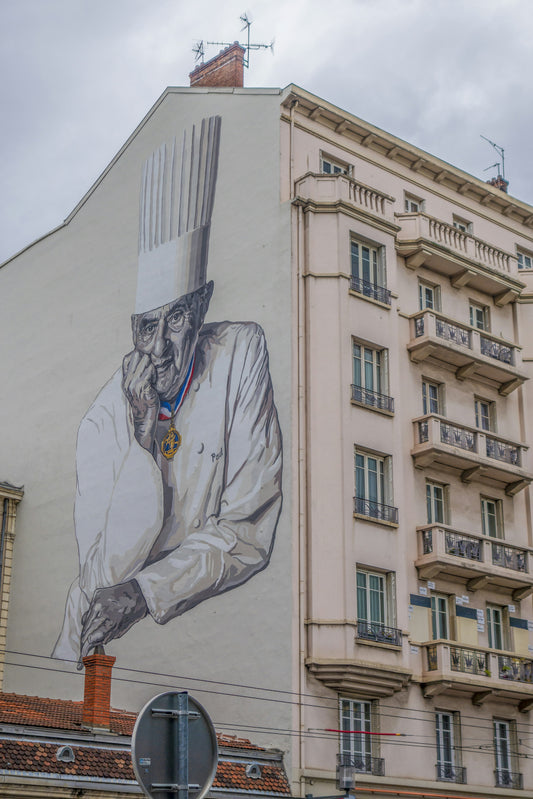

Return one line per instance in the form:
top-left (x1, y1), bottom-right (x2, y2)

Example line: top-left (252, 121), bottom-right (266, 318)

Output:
top-left (0, 693), bottom-right (291, 794)
top-left (0, 692), bottom-right (135, 735)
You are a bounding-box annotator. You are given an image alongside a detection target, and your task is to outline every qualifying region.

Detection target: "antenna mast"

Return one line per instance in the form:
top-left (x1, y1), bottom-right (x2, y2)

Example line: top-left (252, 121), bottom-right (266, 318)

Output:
top-left (206, 12), bottom-right (274, 69)
top-left (481, 134), bottom-right (506, 180)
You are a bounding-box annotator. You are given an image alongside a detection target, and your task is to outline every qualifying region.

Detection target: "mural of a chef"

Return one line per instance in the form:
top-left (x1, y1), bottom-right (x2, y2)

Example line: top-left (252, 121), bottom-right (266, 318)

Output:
top-left (53, 116), bottom-right (282, 665)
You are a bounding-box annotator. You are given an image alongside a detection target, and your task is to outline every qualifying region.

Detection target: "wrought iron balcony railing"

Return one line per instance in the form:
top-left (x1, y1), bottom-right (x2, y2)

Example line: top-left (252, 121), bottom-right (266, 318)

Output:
top-left (356, 620), bottom-right (402, 646)
top-left (498, 655), bottom-right (533, 683)
top-left (440, 421), bottom-right (476, 452)
top-left (492, 542), bottom-right (528, 573)
top-left (351, 384), bottom-right (394, 413)
top-left (444, 531), bottom-right (482, 561)
top-left (494, 770), bottom-right (523, 790)
top-left (481, 335), bottom-right (513, 365)
top-left (353, 497), bottom-right (399, 524)
top-left (337, 753), bottom-right (385, 777)
top-left (486, 436), bottom-right (521, 466)
top-left (435, 317), bottom-right (471, 348)
top-left (449, 645), bottom-right (489, 675)
top-left (436, 764), bottom-right (466, 784)
top-left (350, 275), bottom-right (391, 306)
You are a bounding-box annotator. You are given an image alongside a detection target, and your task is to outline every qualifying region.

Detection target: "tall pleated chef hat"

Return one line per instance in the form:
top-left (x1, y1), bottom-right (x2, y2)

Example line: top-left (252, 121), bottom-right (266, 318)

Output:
top-left (135, 115), bottom-right (221, 315)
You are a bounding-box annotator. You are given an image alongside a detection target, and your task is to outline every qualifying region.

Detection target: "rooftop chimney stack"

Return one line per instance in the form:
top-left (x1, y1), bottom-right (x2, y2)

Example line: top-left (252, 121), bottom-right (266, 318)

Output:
top-left (82, 647), bottom-right (116, 730)
top-left (189, 42), bottom-right (245, 88)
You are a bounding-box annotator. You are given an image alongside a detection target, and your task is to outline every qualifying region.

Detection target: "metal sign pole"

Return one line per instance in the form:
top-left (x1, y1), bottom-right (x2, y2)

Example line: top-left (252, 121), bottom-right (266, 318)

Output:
top-left (132, 691), bottom-right (217, 799)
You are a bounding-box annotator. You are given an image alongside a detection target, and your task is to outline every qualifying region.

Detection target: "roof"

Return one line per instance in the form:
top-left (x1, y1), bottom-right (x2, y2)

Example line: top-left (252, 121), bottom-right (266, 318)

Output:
top-left (0, 693), bottom-right (291, 795)
top-left (0, 691), bottom-right (135, 736)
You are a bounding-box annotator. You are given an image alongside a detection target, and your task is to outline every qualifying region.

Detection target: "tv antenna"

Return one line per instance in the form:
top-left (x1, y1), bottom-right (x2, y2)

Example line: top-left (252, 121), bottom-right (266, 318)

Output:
top-left (207, 12), bottom-right (274, 68)
top-left (481, 134), bottom-right (505, 180)
top-left (193, 40), bottom-right (205, 63)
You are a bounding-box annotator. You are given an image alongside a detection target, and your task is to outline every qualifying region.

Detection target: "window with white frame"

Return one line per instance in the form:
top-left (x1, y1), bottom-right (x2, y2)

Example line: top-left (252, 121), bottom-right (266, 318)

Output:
top-left (418, 280), bottom-right (441, 311)
top-left (404, 193), bottom-right (424, 213)
top-left (517, 248), bottom-right (533, 270)
top-left (436, 712), bottom-right (462, 782)
top-left (357, 570), bottom-right (385, 624)
top-left (469, 301), bottom-right (490, 331)
top-left (487, 604), bottom-right (508, 651)
top-left (493, 719), bottom-right (517, 788)
top-left (321, 154), bottom-right (349, 175)
top-left (474, 397), bottom-right (495, 431)
top-left (356, 568), bottom-right (399, 645)
top-left (339, 699), bottom-right (376, 774)
top-left (354, 449), bottom-right (396, 523)
top-left (422, 379), bottom-right (443, 416)
top-left (352, 341), bottom-right (392, 412)
top-left (350, 239), bottom-right (388, 303)
top-left (426, 481), bottom-right (447, 524)
top-left (481, 497), bottom-right (503, 539)
top-left (431, 593), bottom-right (451, 640)
top-left (453, 216), bottom-right (472, 234)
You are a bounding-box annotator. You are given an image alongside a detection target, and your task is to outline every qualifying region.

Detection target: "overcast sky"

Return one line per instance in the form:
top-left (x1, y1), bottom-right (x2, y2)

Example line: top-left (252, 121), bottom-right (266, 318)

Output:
top-left (2, 0), bottom-right (532, 264)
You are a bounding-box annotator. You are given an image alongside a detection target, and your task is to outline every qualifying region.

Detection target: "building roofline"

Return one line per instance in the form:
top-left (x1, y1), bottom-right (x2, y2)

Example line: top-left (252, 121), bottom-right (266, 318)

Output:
top-left (281, 84), bottom-right (533, 227)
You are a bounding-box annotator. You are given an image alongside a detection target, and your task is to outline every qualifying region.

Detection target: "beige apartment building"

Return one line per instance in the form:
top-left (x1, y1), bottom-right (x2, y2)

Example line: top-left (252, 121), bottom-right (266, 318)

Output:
top-left (1, 48), bottom-right (533, 799)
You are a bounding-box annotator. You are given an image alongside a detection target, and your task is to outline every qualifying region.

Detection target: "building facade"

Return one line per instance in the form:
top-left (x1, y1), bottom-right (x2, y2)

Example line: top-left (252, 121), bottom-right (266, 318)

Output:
top-left (2, 52), bottom-right (533, 798)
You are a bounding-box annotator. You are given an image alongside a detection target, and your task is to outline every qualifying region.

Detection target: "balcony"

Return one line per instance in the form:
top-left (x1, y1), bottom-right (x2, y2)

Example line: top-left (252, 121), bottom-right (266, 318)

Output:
top-left (353, 497), bottom-right (399, 525)
top-left (294, 173), bottom-right (397, 228)
top-left (408, 310), bottom-right (526, 394)
top-left (395, 212), bottom-right (524, 303)
top-left (412, 415), bottom-right (532, 495)
top-left (416, 525), bottom-right (533, 600)
top-left (337, 753), bottom-right (385, 780)
top-left (420, 642), bottom-right (533, 711)
top-left (494, 771), bottom-right (523, 790)
top-left (351, 384), bottom-right (394, 414)
top-left (356, 620), bottom-right (402, 647)
top-left (349, 275), bottom-right (391, 306)
top-left (436, 764), bottom-right (467, 784)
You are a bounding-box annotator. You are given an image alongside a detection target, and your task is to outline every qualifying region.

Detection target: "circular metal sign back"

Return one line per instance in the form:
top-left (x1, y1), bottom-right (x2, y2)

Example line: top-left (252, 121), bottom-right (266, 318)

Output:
top-left (132, 691), bottom-right (218, 799)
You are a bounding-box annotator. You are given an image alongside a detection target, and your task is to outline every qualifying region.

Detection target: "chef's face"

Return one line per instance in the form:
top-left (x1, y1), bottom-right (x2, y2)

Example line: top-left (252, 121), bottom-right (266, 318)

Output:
top-left (132, 281), bottom-right (213, 401)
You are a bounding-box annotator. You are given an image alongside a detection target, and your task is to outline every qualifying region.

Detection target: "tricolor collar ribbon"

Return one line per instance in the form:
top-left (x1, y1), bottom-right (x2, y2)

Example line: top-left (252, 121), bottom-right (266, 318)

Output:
top-left (158, 354), bottom-right (195, 421)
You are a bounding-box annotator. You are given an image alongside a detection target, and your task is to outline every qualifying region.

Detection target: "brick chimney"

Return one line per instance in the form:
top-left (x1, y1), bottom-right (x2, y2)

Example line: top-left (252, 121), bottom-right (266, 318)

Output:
top-left (486, 175), bottom-right (509, 193)
top-left (189, 42), bottom-right (245, 88)
top-left (82, 648), bottom-right (116, 730)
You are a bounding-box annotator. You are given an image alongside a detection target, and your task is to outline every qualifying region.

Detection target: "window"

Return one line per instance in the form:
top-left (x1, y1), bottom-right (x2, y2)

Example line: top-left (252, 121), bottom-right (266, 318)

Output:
top-left (426, 481), bottom-right (447, 524)
top-left (481, 497), bottom-right (503, 539)
top-left (356, 569), bottom-right (399, 645)
top-left (357, 570), bottom-right (385, 624)
top-left (404, 193), bottom-right (424, 213)
top-left (350, 239), bottom-right (389, 304)
top-left (352, 341), bottom-right (392, 412)
top-left (321, 155), bottom-right (349, 175)
top-left (493, 720), bottom-right (520, 788)
top-left (487, 605), bottom-right (508, 650)
top-left (340, 699), bottom-right (382, 775)
top-left (422, 380), bottom-right (443, 415)
top-left (517, 248), bottom-right (533, 270)
top-left (474, 398), bottom-right (495, 431)
top-left (453, 216), bottom-right (472, 234)
top-left (418, 280), bottom-right (441, 311)
top-left (431, 593), bottom-right (451, 640)
top-left (354, 449), bottom-right (397, 523)
top-left (436, 712), bottom-right (463, 783)
top-left (469, 302), bottom-right (490, 331)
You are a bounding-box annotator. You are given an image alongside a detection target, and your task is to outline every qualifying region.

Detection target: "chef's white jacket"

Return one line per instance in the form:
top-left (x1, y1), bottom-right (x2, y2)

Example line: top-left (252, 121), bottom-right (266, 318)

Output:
top-left (53, 321), bottom-right (282, 661)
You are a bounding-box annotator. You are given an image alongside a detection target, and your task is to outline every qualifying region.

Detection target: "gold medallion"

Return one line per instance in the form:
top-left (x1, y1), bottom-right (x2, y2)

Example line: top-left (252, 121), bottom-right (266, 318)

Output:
top-left (161, 420), bottom-right (182, 460)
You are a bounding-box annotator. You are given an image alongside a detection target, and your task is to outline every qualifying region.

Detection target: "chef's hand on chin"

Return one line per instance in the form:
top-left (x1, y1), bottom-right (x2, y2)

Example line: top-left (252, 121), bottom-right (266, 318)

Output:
top-left (122, 350), bottom-right (159, 451)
